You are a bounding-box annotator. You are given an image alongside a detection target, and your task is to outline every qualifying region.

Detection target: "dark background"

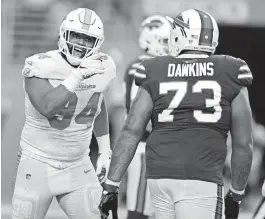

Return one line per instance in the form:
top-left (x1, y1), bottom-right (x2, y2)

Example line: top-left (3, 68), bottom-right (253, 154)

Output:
top-left (217, 26), bottom-right (265, 126)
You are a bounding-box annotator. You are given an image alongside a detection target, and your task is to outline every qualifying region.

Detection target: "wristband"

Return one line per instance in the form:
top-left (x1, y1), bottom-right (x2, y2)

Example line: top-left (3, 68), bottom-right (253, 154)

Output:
top-left (61, 72), bottom-right (81, 92)
top-left (227, 186), bottom-right (245, 203)
top-left (96, 134), bottom-right (111, 155)
top-left (105, 178), bottom-right (121, 187)
top-left (229, 185), bottom-right (245, 195)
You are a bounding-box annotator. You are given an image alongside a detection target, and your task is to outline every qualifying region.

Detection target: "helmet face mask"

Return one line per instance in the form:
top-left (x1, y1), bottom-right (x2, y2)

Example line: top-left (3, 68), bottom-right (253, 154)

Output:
top-left (58, 8), bottom-right (104, 66)
top-left (139, 15), bottom-right (171, 56)
top-left (167, 9), bottom-right (219, 56)
top-left (65, 30), bottom-right (99, 59)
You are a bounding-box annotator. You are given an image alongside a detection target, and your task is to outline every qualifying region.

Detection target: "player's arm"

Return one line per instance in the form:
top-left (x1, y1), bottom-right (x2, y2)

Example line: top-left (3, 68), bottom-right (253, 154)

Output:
top-left (99, 61), bottom-right (152, 218)
top-left (108, 94), bottom-right (126, 147)
top-left (24, 53), bottom-right (106, 119)
top-left (107, 86), bottom-right (153, 183)
top-left (224, 57), bottom-right (253, 219)
top-left (24, 77), bottom-right (75, 119)
top-left (93, 97), bottom-right (110, 152)
top-left (93, 96), bottom-right (112, 183)
top-left (230, 87), bottom-right (253, 192)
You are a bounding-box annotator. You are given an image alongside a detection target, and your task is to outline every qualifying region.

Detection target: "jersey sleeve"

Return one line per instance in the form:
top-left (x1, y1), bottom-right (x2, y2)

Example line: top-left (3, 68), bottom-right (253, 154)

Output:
top-left (226, 56), bottom-right (253, 87)
top-left (236, 58), bottom-right (253, 87)
top-left (134, 62), bottom-right (147, 86)
top-left (134, 60), bottom-right (155, 98)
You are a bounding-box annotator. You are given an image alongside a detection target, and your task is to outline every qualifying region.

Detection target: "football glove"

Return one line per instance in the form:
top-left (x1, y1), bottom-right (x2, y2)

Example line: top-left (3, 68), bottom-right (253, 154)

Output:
top-left (96, 152), bottom-right (111, 184)
top-left (99, 182), bottom-right (119, 219)
top-left (224, 189), bottom-right (244, 219)
top-left (72, 53), bottom-right (107, 80)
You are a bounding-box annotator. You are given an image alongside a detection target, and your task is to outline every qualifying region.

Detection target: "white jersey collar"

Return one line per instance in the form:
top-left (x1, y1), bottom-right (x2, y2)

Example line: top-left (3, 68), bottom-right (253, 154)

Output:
top-left (177, 53), bottom-right (209, 59)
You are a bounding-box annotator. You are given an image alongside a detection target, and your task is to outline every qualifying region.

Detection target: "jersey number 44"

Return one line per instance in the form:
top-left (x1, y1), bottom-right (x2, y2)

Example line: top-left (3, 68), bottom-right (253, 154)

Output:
top-left (48, 92), bottom-right (101, 130)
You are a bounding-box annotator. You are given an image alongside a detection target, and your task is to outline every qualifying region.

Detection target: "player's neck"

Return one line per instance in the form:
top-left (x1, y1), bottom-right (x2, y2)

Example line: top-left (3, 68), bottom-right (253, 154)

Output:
top-left (60, 52), bottom-right (79, 68)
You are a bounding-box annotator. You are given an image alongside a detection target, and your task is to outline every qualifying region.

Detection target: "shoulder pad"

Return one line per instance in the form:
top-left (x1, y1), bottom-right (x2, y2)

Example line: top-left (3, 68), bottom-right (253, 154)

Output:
top-left (22, 52), bottom-right (55, 78)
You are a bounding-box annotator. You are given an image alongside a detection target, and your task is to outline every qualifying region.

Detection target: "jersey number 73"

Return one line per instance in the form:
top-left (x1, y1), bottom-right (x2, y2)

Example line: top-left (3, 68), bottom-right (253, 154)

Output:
top-left (158, 80), bottom-right (222, 123)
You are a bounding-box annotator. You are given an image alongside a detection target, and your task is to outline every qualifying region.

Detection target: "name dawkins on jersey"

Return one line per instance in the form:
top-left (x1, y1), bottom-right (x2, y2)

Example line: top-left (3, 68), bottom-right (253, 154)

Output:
top-left (168, 62), bottom-right (214, 77)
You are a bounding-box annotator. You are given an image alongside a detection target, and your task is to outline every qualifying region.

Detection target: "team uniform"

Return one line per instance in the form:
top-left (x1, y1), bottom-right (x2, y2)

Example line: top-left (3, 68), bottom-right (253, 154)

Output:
top-left (125, 55), bottom-right (154, 217)
top-left (12, 50), bottom-right (116, 219)
top-left (135, 54), bottom-right (253, 219)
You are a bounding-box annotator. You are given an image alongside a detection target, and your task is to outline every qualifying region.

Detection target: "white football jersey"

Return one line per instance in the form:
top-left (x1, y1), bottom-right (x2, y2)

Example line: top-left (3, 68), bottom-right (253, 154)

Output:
top-left (20, 50), bottom-right (116, 166)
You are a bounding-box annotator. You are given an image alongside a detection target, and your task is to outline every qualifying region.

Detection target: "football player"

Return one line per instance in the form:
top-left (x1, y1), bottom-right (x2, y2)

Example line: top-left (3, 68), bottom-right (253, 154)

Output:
top-left (124, 15), bottom-right (171, 219)
top-left (99, 9), bottom-right (253, 219)
top-left (12, 8), bottom-right (116, 219)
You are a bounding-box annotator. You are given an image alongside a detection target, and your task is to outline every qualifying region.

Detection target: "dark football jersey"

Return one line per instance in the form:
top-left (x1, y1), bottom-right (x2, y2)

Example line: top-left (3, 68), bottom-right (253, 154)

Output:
top-left (124, 54), bottom-right (153, 113)
top-left (135, 54), bottom-right (253, 185)
top-left (124, 54), bottom-right (153, 142)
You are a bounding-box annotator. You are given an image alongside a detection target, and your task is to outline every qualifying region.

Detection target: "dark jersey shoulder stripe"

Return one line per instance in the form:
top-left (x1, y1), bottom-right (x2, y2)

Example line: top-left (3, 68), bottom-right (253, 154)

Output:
top-left (124, 55), bottom-right (153, 113)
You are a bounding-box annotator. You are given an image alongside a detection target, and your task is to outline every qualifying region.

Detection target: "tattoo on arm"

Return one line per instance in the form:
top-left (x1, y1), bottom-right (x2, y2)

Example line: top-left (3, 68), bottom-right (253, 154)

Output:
top-left (231, 149), bottom-right (253, 190)
top-left (237, 165), bottom-right (252, 186)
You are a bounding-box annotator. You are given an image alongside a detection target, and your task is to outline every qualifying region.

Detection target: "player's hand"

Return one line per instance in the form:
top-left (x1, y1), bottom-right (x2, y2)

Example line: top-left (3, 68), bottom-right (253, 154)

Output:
top-left (224, 189), bottom-right (243, 219)
top-left (99, 182), bottom-right (119, 219)
top-left (73, 53), bottom-right (107, 80)
top-left (96, 152), bottom-right (111, 184)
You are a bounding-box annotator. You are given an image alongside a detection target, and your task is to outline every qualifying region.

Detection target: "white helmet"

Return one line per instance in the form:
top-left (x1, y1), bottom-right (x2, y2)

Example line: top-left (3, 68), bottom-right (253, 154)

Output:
top-left (139, 15), bottom-right (171, 56)
top-left (167, 9), bottom-right (219, 56)
top-left (58, 8), bottom-right (104, 66)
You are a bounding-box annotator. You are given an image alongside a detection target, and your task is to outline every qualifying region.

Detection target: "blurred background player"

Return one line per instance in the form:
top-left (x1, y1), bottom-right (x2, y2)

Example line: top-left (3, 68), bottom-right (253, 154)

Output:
top-left (124, 15), bottom-right (171, 219)
top-left (100, 9), bottom-right (254, 219)
top-left (11, 8), bottom-right (116, 219)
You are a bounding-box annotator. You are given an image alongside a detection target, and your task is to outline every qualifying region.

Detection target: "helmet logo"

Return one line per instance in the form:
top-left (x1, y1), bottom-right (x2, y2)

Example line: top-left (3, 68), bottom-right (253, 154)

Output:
top-left (173, 15), bottom-right (190, 30)
top-left (143, 20), bottom-right (163, 30)
top-left (79, 9), bottom-right (94, 31)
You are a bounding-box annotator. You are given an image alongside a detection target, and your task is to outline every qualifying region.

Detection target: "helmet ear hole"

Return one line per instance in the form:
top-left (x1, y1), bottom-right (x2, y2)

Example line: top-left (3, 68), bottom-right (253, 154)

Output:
top-left (175, 37), bottom-right (178, 42)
